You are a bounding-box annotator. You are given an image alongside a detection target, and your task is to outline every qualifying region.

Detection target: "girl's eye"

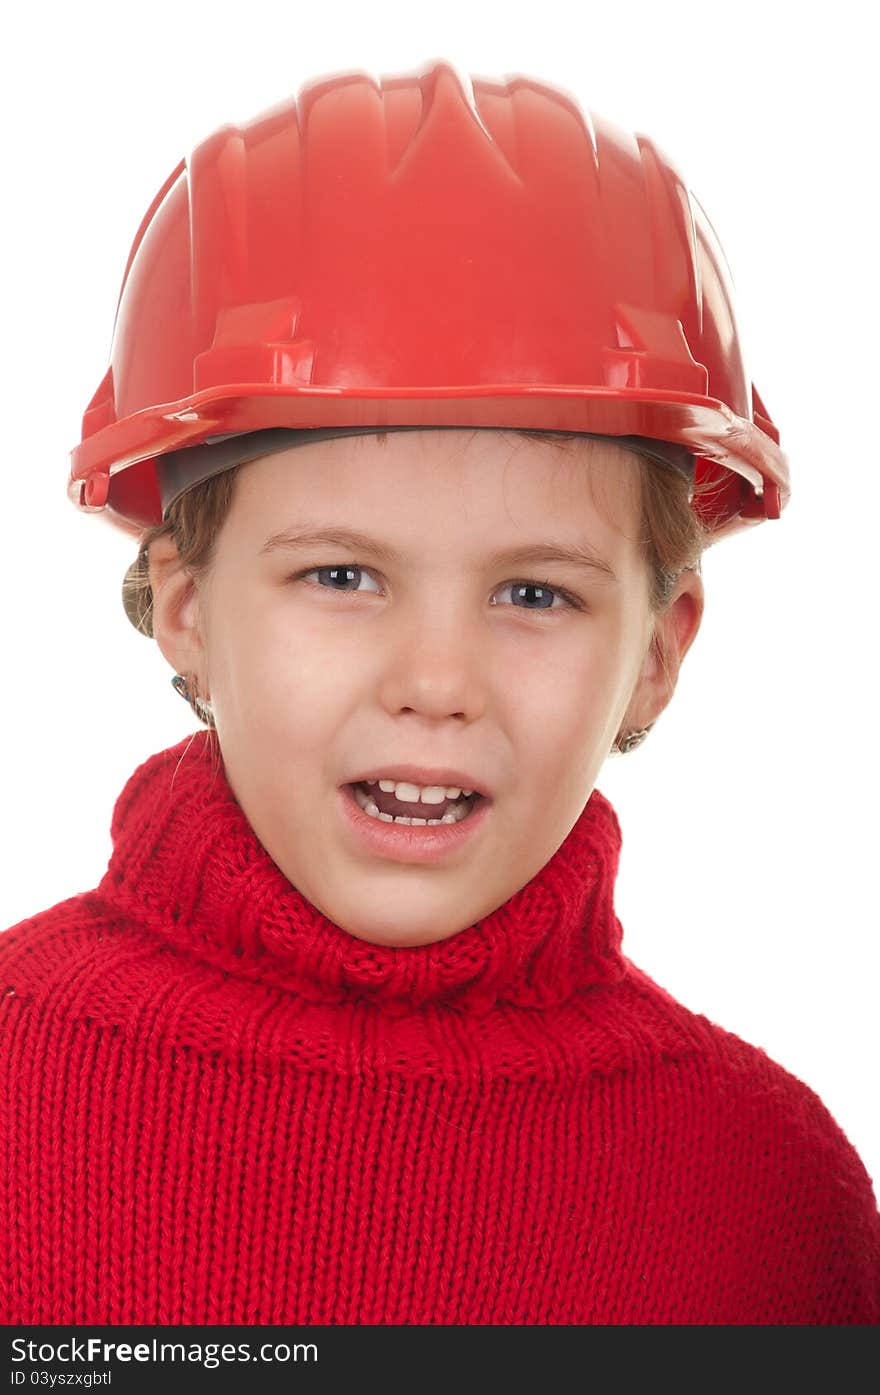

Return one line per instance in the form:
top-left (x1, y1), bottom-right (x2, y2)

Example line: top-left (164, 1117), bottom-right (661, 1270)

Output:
top-left (494, 580), bottom-right (582, 613)
top-left (292, 564), bottom-right (583, 613)
top-left (298, 564), bottom-right (382, 595)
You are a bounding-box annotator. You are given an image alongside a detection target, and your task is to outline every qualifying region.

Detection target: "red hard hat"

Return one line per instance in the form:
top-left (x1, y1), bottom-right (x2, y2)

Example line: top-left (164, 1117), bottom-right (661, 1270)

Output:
top-left (69, 60), bottom-right (789, 539)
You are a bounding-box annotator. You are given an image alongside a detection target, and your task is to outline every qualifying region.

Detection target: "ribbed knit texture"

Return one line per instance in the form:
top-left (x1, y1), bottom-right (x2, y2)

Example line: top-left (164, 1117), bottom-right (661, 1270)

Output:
top-left (1, 729), bottom-right (878, 1324)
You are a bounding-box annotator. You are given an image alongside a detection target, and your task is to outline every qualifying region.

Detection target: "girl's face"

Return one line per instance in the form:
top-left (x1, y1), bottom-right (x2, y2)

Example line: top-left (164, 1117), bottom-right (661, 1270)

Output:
top-left (152, 429), bottom-right (703, 947)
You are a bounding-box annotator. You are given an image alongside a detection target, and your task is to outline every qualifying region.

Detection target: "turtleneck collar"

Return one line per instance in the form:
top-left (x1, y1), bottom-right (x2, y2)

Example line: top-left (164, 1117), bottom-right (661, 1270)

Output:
top-left (96, 730), bottom-right (628, 1015)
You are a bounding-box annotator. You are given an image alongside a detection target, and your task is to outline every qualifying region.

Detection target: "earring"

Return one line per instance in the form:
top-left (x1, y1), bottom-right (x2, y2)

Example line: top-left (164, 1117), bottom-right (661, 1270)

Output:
top-left (615, 727), bottom-right (650, 753)
top-left (171, 674), bottom-right (214, 722)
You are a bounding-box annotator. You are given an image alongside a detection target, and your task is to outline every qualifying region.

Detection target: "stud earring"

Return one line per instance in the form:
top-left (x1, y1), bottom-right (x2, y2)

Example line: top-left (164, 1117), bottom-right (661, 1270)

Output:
top-left (615, 727), bottom-right (650, 753)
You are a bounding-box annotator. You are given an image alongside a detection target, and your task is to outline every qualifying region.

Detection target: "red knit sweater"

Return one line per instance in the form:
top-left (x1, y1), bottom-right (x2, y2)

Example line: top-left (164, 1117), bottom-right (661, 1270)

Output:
top-left (1, 731), bottom-right (878, 1325)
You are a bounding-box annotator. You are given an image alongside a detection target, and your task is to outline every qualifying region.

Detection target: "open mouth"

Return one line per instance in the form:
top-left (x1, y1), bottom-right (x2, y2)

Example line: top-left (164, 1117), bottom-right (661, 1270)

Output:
top-left (345, 781), bottom-right (487, 825)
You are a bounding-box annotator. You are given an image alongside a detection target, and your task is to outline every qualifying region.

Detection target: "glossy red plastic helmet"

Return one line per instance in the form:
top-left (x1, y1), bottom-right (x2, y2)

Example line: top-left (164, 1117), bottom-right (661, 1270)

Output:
top-left (69, 60), bottom-right (789, 540)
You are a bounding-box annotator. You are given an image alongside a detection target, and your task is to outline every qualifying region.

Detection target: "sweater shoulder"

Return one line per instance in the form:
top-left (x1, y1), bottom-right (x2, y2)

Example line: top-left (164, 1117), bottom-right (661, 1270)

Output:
top-left (0, 892), bottom-right (120, 1000)
top-left (619, 959), bottom-right (880, 1321)
top-left (624, 957), bottom-right (874, 1170)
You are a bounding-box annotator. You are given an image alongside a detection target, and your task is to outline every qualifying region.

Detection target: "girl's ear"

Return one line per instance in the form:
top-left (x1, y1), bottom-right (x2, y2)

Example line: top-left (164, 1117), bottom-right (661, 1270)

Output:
top-left (624, 570), bottom-right (705, 734)
top-left (147, 535), bottom-right (206, 683)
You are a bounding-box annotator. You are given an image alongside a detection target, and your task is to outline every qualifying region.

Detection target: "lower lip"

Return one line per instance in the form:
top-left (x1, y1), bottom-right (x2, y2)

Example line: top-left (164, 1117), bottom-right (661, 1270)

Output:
top-left (338, 783), bottom-right (492, 864)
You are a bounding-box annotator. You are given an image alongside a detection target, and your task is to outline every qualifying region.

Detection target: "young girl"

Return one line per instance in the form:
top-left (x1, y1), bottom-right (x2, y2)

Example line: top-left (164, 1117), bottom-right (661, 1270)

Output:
top-left (2, 61), bottom-right (877, 1326)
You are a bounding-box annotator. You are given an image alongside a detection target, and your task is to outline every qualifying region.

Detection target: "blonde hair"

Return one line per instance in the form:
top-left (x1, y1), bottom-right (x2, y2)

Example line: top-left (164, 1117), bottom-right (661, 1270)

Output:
top-left (123, 430), bottom-right (718, 731)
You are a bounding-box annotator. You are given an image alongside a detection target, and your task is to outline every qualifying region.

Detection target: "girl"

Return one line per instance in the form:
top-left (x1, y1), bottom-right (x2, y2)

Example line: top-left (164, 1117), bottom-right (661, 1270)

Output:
top-left (2, 60), bottom-right (877, 1325)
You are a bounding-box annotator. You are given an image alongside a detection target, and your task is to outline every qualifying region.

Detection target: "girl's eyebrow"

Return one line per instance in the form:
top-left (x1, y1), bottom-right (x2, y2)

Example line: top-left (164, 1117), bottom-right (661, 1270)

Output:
top-left (259, 525), bottom-right (618, 581)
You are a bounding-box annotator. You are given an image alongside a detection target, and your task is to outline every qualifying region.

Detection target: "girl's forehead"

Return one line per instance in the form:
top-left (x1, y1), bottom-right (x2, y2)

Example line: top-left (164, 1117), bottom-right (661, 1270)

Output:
top-left (242, 430), bottom-right (637, 514)
top-left (231, 433), bottom-right (642, 561)
top-left (250, 427), bottom-right (640, 484)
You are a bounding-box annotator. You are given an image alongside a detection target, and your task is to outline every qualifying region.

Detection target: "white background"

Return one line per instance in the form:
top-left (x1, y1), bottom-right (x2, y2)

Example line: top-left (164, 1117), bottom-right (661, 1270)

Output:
top-left (2, 1), bottom-right (877, 1189)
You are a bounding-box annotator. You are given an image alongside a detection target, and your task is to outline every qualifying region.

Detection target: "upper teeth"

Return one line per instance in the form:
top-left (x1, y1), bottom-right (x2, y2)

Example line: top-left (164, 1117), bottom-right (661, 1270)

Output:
top-left (366, 779), bottom-right (474, 802)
